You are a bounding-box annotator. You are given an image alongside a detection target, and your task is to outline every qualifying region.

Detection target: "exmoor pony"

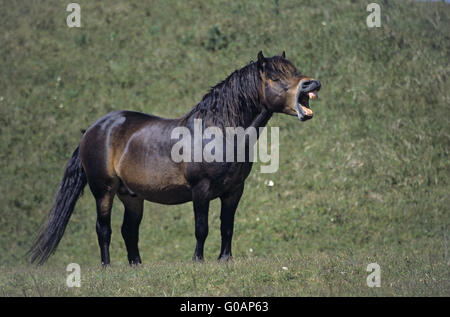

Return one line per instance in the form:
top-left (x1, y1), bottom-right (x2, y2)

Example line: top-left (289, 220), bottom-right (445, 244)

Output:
top-left (29, 52), bottom-right (321, 265)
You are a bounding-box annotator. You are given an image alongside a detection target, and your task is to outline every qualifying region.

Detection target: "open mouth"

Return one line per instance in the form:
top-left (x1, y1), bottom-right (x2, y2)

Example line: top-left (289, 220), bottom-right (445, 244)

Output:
top-left (294, 79), bottom-right (321, 121)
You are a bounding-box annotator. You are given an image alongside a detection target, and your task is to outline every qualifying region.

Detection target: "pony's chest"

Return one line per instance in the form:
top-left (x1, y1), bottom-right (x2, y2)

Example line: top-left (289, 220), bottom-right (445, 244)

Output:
top-left (203, 162), bottom-right (253, 196)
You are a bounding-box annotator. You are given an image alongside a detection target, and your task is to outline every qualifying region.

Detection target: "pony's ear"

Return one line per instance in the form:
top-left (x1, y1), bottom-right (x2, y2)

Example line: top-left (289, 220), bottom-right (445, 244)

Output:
top-left (257, 51), bottom-right (266, 71)
top-left (281, 51), bottom-right (286, 59)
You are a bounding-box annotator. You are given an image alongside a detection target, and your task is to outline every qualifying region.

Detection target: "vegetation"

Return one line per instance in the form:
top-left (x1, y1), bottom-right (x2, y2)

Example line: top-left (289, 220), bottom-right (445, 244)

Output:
top-left (0, 0), bottom-right (448, 296)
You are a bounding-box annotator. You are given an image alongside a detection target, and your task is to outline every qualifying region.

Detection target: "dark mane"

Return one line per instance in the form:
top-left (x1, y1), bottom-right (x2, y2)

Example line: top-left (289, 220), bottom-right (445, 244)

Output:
top-left (183, 61), bottom-right (263, 128)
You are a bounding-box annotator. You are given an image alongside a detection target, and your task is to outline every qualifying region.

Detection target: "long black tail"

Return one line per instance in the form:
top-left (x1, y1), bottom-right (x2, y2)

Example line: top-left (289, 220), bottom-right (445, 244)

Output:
top-left (28, 146), bottom-right (87, 265)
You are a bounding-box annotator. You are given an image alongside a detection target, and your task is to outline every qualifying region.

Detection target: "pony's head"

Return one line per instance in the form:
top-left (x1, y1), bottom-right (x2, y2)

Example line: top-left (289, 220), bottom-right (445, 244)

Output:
top-left (257, 51), bottom-right (321, 121)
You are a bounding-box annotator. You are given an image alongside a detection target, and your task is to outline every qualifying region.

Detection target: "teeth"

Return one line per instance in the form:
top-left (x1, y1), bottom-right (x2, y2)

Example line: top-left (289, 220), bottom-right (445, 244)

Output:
top-left (301, 105), bottom-right (313, 116)
top-left (308, 91), bottom-right (318, 99)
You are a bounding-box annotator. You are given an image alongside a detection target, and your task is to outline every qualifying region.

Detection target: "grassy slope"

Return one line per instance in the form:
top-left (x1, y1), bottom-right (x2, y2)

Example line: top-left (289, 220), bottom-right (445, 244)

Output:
top-left (0, 0), bottom-right (448, 296)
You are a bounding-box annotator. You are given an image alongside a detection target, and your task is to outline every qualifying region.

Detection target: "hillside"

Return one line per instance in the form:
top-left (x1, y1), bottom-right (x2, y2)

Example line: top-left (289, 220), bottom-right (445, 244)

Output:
top-left (0, 0), bottom-right (448, 296)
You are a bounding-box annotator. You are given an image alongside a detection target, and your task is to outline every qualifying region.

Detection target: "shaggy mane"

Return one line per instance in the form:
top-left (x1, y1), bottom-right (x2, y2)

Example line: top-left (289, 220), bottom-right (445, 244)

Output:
top-left (183, 61), bottom-right (263, 128)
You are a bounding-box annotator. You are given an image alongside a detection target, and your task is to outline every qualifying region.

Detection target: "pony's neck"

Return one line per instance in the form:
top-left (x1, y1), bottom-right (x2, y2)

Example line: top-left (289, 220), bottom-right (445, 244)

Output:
top-left (248, 109), bottom-right (272, 132)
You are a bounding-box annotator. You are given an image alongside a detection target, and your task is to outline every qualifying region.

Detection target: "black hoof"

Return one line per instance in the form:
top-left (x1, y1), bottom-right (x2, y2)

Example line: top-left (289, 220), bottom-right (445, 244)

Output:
top-left (192, 255), bottom-right (204, 262)
top-left (129, 260), bottom-right (142, 267)
top-left (218, 254), bottom-right (232, 262)
top-left (128, 256), bottom-right (142, 266)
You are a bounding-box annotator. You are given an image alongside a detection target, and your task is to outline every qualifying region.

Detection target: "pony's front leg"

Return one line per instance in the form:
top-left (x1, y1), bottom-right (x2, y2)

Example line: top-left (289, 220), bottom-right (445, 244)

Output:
top-left (218, 184), bottom-right (244, 261)
top-left (192, 183), bottom-right (211, 261)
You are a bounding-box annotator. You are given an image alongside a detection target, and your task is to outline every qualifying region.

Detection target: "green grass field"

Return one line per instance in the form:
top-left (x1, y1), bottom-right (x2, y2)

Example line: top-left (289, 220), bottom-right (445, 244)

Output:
top-left (0, 0), bottom-right (449, 296)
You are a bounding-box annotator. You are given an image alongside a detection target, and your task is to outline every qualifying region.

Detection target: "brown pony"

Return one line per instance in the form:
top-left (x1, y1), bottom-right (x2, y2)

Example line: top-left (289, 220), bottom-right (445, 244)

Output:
top-left (29, 51), bottom-right (321, 266)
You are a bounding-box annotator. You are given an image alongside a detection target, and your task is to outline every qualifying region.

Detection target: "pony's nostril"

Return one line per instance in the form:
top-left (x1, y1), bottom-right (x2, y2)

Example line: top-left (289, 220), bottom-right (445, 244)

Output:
top-left (302, 81), bottom-right (312, 87)
top-left (301, 80), bottom-right (321, 91)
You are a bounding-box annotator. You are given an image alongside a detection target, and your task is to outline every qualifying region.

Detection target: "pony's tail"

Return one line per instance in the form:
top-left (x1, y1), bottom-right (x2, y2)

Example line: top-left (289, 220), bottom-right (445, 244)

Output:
top-left (28, 145), bottom-right (87, 265)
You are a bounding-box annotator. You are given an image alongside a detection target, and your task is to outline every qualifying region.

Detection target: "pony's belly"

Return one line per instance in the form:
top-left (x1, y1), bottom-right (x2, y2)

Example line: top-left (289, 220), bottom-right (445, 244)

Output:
top-left (138, 185), bottom-right (192, 205)
top-left (116, 142), bottom-right (191, 204)
top-left (119, 171), bottom-right (192, 205)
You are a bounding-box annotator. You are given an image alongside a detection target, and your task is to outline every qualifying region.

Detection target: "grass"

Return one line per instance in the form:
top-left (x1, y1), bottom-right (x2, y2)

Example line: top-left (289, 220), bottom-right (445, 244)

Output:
top-left (2, 251), bottom-right (447, 297)
top-left (0, 0), bottom-right (449, 296)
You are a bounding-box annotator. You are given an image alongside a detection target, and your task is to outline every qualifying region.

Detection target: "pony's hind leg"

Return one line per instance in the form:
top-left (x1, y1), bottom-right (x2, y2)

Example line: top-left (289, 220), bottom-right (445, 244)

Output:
top-left (95, 189), bottom-right (117, 267)
top-left (88, 175), bottom-right (119, 267)
top-left (80, 122), bottom-right (122, 266)
top-left (118, 192), bottom-right (144, 265)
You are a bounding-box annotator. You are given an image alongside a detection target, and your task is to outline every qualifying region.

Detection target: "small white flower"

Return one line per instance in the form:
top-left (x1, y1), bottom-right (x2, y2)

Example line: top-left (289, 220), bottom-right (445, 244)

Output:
top-left (267, 180), bottom-right (274, 187)
top-left (249, 248), bottom-right (253, 253)
top-left (256, 217), bottom-right (260, 222)
top-left (321, 21), bottom-right (327, 26)
top-left (282, 266), bottom-right (288, 271)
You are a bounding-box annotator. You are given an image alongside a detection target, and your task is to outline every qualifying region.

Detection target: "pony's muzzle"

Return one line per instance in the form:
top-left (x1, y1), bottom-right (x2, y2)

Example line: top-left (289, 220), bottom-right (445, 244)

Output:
top-left (299, 80), bottom-right (321, 93)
